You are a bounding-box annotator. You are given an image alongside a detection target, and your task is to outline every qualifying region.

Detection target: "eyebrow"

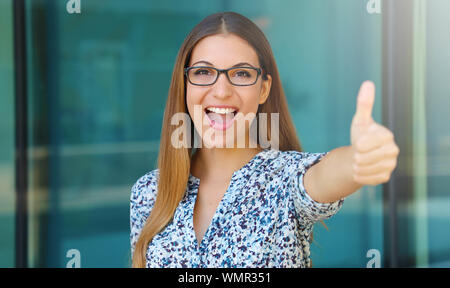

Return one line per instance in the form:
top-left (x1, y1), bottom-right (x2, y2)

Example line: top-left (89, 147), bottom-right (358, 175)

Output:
top-left (191, 60), bottom-right (256, 68)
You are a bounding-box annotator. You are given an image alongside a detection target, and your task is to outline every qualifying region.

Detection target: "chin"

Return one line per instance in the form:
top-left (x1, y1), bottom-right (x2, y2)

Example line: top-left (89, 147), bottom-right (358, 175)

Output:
top-left (201, 129), bottom-right (237, 149)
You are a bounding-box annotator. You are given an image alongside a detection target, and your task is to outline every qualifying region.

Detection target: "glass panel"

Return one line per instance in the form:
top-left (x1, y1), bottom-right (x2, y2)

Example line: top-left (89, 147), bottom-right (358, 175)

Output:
top-left (254, 0), bottom-right (384, 267)
top-left (0, 0), bottom-right (15, 268)
top-left (389, 0), bottom-right (450, 268)
top-left (225, 0), bottom-right (383, 268)
top-left (24, 0), bottom-right (385, 267)
top-left (25, 0), bottom-right (226, 268)
top-left (425, 0), bottom-right (450, 267)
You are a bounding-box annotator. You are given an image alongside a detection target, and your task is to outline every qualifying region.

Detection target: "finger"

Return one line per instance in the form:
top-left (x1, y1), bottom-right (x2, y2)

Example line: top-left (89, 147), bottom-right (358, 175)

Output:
top-left (353, 81), bottom-right (375, 126)
top-left (355, 126), bottom-right (395, 153)
top-left (353, 172), bottom-right (392, 186)
top-left (355, 123), bottom-right (394, 152)
top-left (354, 142), bottom-right (400, 165)
top-left (353, 159), bottom-right (397, 176)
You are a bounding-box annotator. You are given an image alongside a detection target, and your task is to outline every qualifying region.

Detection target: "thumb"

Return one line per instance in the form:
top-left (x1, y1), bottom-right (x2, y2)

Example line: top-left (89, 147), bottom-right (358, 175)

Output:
top-left (353, 81), bottom-right (375, 126)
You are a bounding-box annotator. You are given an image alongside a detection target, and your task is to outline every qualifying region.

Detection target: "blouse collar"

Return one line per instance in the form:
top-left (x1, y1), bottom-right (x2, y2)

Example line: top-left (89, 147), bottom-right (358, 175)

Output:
top-left (187, 148), bottom-right (274, 195)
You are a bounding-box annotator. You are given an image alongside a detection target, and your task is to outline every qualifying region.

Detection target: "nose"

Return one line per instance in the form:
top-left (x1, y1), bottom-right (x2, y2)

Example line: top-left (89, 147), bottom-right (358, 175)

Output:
top-left (211, 71), bottom-right (233, 99)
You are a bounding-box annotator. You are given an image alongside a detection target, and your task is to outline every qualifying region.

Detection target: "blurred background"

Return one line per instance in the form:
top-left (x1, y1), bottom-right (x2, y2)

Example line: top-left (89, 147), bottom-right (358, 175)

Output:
top-left (0, 0), bottom-right (449, 268)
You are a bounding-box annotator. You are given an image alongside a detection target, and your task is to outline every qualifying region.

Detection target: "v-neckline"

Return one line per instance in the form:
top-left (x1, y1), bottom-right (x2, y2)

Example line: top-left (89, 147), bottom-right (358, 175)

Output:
top-left (187, 148), bottom-right (269, 195)
top-left (187, 148), bottom-right (269, 250)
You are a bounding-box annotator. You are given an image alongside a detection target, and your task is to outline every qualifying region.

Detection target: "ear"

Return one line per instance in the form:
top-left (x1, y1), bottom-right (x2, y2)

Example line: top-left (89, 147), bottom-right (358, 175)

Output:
top-left (259, 74), bottom-right (272, 105)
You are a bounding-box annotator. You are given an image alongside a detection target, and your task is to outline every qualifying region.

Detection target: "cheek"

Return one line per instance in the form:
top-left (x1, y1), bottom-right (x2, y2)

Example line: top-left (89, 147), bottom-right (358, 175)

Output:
top-left (185, 88), bottom-right (205, 130)
top-left (240, 92), bottom-right (261, 114)
top-left (186, 87), bottom-right (201, 115)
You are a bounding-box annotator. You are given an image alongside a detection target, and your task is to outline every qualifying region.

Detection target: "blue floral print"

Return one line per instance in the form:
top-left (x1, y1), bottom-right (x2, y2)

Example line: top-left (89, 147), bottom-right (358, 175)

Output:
top-left (130, 149), bottom-right (345, 267)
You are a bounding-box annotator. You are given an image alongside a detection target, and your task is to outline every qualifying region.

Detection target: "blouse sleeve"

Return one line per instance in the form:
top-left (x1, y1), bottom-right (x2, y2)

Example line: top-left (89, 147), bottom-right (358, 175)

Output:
top-left (130, 170), bottom-right (158, 256)
top-left (290, 152), bottom-right (345, 226)
top-left (130, 180), bottom-right (144, 257)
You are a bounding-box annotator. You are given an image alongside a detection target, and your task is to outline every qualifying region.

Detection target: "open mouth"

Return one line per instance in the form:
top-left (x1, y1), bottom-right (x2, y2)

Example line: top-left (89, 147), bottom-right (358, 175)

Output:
top-left (204, 106), bottom-right (238, 130)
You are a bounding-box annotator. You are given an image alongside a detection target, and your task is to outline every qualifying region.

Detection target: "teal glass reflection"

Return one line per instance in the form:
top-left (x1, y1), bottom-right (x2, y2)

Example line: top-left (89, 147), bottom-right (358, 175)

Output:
top-left (257, 0), bottom-right (383, 267)
top-left (25, 0), bottom-right (229, 268)
top-left (425, 0), bottom-right (450, 267)
top-left (25, 0), bottom-right (384, 267)
top-left (0, 0), bottom-right (15, 268)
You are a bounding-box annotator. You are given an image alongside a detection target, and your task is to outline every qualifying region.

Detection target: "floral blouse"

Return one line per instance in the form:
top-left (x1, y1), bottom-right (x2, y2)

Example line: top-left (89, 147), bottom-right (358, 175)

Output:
top-left (130, 149), bottom-right (345, 268)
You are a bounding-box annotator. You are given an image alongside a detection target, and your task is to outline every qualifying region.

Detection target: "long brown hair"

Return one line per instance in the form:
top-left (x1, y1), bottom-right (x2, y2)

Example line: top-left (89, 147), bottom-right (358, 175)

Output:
top-left (132, 11), bottom-right (304, 268)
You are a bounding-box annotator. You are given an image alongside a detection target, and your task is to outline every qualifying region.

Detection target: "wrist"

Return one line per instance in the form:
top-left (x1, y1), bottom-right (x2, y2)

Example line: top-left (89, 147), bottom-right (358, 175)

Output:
top-left (345, 145), bottom-right (365, 190)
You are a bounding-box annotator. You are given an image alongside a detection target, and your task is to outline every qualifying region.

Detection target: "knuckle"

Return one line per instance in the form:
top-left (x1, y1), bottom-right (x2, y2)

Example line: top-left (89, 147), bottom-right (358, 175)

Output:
top-left (393, 144), bottom-right (400, 156)
top-left (384, 160), bottom-right (395, 170)
top-left (354, 153), bottom-right (363, 165)
top-left (391, 158), bottom-right (398, 169)
top-left (386, 130), bottom-right (394, 140)
top-left (356, 141), bottom-right (365, 152)
top-left (367, 179), bottom-right (377, 186)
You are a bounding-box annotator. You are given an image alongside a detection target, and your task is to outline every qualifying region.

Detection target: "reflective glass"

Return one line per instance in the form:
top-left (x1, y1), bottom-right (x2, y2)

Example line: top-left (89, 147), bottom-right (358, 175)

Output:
top-left (0, 0), bottom-right (15, 268)
top-left (3, 0), bottom-right (446, 268)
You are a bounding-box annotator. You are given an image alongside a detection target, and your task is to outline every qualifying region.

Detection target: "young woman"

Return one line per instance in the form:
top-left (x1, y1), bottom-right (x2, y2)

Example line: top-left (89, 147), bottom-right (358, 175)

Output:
top-left (130, 11), bottom-right (399, 268)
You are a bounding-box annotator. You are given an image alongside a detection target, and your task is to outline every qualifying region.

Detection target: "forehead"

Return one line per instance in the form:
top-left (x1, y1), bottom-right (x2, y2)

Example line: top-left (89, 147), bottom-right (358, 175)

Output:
top-left (189, 34), bottom-right (259, 67)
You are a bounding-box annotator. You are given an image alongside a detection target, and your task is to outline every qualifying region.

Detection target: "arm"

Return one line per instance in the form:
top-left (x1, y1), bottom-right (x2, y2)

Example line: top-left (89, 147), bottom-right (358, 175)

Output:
top-left (304, 81), bottom-right (400, 204)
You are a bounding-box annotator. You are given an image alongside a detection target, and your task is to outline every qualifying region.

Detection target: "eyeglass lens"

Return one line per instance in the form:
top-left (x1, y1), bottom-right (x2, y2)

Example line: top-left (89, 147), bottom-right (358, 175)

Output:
top-left (187, 67), bottom-right (258, 85)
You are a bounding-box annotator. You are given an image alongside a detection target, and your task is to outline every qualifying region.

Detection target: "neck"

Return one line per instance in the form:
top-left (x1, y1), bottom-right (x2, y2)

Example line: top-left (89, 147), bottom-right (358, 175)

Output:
top-left (191, 147), bottom-right (263, 181)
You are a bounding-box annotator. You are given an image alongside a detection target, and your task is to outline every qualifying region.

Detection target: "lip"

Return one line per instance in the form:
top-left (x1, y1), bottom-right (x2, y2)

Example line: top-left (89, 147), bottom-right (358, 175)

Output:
top-left (204, 104), bottom-right (239, 131)
top-left (204, 104), bottom-right (239, 111)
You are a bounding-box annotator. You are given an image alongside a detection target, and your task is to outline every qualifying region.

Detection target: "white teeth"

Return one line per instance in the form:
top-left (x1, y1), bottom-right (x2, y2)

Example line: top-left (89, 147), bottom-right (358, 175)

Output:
top-left (206, 107), bottom-right (236, 114)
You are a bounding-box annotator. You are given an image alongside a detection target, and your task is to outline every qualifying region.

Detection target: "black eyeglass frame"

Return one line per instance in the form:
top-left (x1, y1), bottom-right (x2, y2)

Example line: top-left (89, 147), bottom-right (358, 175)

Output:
top-left (184, 66), bottom-right (264, 86)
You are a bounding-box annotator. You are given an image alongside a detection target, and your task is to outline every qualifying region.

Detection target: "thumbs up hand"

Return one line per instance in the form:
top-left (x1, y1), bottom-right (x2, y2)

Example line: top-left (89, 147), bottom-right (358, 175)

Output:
top-left (350, 81), bottom-right (400, 186)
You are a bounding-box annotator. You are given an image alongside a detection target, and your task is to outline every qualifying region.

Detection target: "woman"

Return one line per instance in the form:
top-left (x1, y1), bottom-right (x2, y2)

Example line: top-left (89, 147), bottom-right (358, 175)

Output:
top-left (130, 11), bottom-right (399, 268)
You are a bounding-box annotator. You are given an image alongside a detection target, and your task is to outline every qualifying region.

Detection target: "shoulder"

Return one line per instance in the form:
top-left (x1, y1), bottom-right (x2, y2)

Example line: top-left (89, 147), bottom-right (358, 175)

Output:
top-left (130, 169), bottom-right (159, 213)
top-left (263, 149), bottom-right (328, 174)
top-left (129, 169), bottom-right (159, 253)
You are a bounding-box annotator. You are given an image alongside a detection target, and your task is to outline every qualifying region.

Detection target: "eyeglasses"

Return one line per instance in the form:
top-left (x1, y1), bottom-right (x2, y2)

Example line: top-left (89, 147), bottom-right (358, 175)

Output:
top-left (184, 66), bottom-right (263, 86)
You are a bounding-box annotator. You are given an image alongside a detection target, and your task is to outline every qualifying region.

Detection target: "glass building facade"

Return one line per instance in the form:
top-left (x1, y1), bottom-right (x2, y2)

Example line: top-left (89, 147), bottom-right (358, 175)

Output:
top-left (0, 0), bottom-right (449, 267)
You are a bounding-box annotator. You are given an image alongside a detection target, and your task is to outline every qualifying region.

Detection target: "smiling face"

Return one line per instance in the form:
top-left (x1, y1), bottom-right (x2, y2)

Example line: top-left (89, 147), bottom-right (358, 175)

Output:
top-left (186, 33), bottom-right (272, 148)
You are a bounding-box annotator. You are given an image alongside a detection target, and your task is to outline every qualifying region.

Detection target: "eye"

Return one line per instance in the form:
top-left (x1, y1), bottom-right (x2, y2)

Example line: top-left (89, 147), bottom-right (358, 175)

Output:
top-left (193, 68), bottom-right (213, 75)
top-left (230, 68), bottom-right (253, 78)
top-left (236, 70), bottom-right (251, 77)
